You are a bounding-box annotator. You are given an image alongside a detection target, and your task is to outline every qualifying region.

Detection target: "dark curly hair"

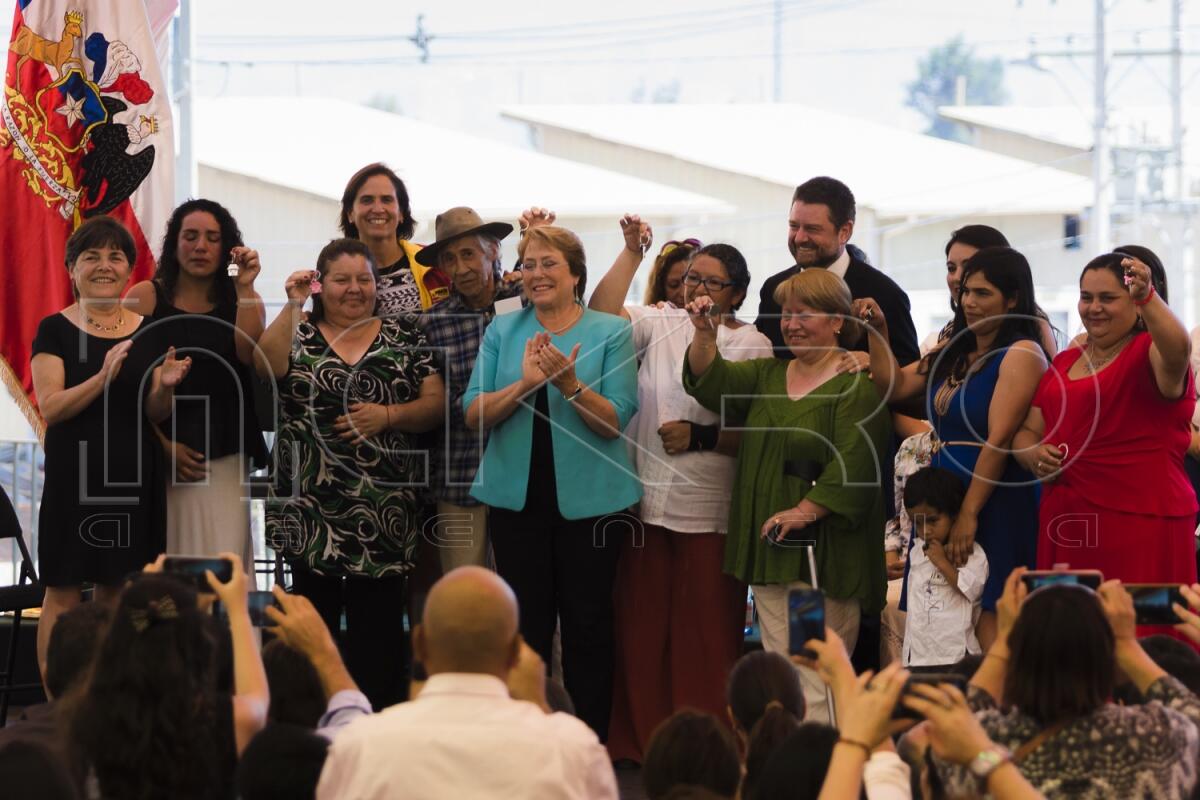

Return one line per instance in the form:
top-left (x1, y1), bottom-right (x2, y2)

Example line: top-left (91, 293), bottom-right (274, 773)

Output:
top-left (69, 576), bottom-right (224, 800)
top-left (154, 198), bottom-right (244, 307)
top-left (339, 162), bottom-right (416, 241)
top-left (923, 246), bottom-right (1048, 391)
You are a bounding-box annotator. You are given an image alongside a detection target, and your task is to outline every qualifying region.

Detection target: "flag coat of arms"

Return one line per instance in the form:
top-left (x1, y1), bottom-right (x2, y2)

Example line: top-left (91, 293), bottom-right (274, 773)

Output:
top-left (0, 0), bottom-right (175, 427)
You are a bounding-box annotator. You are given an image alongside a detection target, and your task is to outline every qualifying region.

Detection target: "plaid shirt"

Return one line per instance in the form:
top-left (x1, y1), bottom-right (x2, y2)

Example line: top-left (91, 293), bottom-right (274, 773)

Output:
top-left (420, 281), bottom-right (525, 505)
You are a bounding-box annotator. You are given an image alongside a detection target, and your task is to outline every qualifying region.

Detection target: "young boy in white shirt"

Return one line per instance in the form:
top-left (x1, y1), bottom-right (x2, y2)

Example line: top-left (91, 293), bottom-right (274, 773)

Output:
top-left (901, 467), bottom-right (989, 670)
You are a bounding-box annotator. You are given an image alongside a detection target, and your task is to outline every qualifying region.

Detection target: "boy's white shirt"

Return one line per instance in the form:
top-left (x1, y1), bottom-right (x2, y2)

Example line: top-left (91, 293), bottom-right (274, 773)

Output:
top-left (902, 540), bottom-right (989, 667)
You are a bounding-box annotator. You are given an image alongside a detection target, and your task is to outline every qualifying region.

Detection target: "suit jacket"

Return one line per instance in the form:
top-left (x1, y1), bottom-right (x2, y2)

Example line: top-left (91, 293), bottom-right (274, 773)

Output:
top-left (754, 256), bottom-right (921, 366)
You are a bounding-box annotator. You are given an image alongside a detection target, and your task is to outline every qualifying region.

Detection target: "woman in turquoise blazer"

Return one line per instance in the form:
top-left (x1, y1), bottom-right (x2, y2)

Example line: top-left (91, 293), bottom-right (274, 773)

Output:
top-left (464, 225), bottom-right (640, 739)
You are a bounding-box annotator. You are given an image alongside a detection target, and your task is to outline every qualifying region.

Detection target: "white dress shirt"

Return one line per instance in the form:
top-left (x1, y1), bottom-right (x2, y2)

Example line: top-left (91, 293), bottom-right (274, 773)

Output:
top-left (902, 540), bottom-right (988, 667)
top-left (624, 305), bottom-right (772, 532)
top-left (316, 673), bottom-right (618, 800)
top-left (824, 248), bottom-right (852, 280)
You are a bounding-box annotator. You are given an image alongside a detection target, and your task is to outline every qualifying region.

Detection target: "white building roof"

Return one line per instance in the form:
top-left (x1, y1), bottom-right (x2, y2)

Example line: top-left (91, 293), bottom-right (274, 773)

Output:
top-left (938, 104), bottom-right (1200, 153)
top-left (194, 97), bottom-right (733, 218)
top-left (501, 103), bottom-right (1092, 217)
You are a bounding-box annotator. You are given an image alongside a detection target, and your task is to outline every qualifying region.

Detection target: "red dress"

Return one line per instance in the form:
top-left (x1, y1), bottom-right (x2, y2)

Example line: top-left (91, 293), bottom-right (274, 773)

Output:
top-left (1034, 333), bottom-right (1197, 588)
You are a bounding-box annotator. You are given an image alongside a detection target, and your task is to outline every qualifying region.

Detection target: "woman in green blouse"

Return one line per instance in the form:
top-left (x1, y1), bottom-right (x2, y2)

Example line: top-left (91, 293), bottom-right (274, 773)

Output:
top-left (683, 268), bottom-right (890, 722)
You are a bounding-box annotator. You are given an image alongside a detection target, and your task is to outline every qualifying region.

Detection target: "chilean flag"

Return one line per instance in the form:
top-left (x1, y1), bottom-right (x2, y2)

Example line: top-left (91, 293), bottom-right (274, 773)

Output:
top-left (0, 0), bottom-right (176, 430)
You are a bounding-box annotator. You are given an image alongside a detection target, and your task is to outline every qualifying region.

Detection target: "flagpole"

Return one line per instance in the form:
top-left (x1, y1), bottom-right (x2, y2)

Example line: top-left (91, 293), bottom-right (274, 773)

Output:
top-left (172, 0), bottom-right (195, 203)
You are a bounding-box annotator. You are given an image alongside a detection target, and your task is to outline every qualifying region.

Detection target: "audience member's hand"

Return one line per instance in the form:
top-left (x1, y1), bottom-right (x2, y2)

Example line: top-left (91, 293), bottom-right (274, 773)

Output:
top-left (507, 639), bottom-right (550, 713)
top-left (996, 567), bottom-right (1028, 644)
top-left (837, 662), bottom-right (911, 749)
top-left (142, 553), bottom-right (166, 573)
top-left (790, 627), bottom-right (856, 691)
top-left (902, 682), bottom-right (993, 766)
top-left (265, 585), bottom-right (338, 659)
top-left (205, 553), bottom-right (249, 616)
top-left (1173, 584), bottom-right (1200, 646)
top-left (1098, 580), bottom-right (1137, 645)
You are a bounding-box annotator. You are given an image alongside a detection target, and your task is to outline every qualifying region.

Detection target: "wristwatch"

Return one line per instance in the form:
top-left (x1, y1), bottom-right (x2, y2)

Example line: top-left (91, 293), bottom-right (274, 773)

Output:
top-left (968, 745), bottom-right (1012, 783)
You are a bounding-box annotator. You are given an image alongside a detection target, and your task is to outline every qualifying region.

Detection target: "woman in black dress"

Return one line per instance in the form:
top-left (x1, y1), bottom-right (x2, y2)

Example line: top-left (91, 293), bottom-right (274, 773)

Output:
top-left (126, 200), bottom-right (268, 564)
top-left (30, 216), bottom-right (191, 679)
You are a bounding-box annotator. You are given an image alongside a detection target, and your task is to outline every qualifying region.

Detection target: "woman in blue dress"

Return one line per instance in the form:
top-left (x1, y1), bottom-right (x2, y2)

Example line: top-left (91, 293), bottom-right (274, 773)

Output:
top-left (861, 247), bottom-right (1049, 648)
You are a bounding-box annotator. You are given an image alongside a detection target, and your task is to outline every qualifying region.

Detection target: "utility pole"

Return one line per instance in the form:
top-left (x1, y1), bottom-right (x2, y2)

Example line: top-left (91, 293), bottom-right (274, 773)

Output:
top-left (1091, 0), bottom-right (1110, 253)
top-left (410, 14), bottom-right (433, 64)
top-left (172, 0), bottom-right (195, 204)
top-left (772, 0), bottom-right (783, 102)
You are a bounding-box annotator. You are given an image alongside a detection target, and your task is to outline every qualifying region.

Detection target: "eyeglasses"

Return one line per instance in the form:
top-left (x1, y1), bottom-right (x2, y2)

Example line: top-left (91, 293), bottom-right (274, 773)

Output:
top-left (659, 238), bottom-right (702, 258)
top-left (683, 271), bottom-right (736, 292)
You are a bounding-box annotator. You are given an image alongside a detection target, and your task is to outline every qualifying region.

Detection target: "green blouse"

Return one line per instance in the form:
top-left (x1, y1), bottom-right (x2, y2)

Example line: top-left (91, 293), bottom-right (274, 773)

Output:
top-left (683, 353), bottom-right (891, 612)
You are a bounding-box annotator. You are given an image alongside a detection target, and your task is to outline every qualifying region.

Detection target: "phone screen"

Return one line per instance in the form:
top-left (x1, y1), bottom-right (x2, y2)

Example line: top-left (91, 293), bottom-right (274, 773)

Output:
top-left (1126, 584), bottom-right (1186, 626)
top-left (1021, 571), bottom-right (1102, 592)
top-left (162, 556), bottom-right (233, 592)
top-left (245, 591), bottom-right (280, 627)
top-left (787, 589), bottom-right (824, 657)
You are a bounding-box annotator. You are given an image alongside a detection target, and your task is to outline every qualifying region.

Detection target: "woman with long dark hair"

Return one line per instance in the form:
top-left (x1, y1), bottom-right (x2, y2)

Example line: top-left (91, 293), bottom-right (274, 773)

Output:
top-left (126, 199), bottom-right (268, 563)
top-left (69, 561), bottom-right (268, 800)
top-left (1015, 252), bottom-right (1195, 594)
top-left (864, 247), bottom-right (1049, 649)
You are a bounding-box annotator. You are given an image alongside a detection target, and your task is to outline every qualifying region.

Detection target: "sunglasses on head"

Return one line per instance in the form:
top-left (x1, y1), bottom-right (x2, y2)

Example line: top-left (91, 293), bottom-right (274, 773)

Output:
top-left (658, 238), bottom-right (702, 258)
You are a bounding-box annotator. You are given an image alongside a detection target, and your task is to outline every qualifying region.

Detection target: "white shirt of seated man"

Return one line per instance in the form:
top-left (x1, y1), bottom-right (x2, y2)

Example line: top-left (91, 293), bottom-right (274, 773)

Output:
top-left (316, 567), bottom-right (617, 800)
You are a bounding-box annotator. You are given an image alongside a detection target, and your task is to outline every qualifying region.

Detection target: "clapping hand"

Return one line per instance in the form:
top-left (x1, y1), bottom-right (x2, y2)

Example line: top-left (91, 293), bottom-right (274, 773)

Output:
top-left (531, 331), bottom-right (581, 394)
top-left (160, 346), bottom-right (192, 388)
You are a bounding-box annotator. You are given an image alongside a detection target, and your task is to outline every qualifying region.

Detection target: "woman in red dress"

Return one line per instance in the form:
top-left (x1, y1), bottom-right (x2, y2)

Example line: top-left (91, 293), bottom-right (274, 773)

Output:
top-left (1014, 252), bottom-right (1195, 587)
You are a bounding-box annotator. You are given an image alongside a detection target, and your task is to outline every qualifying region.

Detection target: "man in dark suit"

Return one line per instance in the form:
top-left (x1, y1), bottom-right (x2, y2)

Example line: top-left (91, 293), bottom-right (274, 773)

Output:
top-left (755, 176), bottom-right (920, 366)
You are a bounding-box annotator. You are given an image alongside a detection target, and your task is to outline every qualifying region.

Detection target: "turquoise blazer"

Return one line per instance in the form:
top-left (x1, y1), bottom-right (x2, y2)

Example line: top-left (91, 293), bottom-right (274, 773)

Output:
top-left (464, 305), bottom-right (642, 519)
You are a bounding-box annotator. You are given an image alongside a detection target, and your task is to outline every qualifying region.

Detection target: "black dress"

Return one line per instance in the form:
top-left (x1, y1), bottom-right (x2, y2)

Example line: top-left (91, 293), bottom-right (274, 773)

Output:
top-left (32, 313), bottom-right (166, 586)
top-left (148, 282), bottom-right (267, 468)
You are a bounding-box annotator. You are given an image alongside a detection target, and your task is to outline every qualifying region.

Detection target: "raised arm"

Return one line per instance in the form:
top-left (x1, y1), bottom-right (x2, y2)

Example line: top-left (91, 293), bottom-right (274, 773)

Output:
top-left (1124, 256), bottom-right (1193, 399)
top-left (207, 553), bottom-right (270, 756)
top-left (853, 297), bottom-right (927, 404)
top-left (587, 215), bottom-right (651, 318)
top-left (254, 271), bottom-right (313, 380)
top-left (230, 246), bottom-right (268, 366)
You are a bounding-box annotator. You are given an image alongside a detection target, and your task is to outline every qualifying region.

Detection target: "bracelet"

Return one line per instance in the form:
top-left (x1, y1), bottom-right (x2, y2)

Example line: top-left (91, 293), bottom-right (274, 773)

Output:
top-left (688, 423), bottom-right (720, 452)
top-left (836, 737), bottom-right (873, 758)
top-left (1133, 283), bottom-right (1156, 306)
top-left (384, 405), bottom-right (393, 428)
top-left (563, 383), bottom-right (584, 403)
top-left (985, 651), bottom-right (1008, 662)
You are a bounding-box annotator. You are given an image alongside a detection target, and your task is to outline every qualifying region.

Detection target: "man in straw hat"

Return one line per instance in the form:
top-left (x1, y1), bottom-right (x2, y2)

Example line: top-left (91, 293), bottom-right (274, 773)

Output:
top-left (418, 207), bottom-right (552, 571)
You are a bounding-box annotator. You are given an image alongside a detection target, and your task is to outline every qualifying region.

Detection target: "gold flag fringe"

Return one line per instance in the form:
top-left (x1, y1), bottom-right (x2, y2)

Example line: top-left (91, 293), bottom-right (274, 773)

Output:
top-left (0, 356), bottom-right (44, 445)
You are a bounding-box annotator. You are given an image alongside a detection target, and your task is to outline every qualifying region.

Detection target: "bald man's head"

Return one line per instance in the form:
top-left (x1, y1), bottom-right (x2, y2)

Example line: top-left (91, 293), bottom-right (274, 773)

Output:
top-left (415, 567), bottom-right (521, 677)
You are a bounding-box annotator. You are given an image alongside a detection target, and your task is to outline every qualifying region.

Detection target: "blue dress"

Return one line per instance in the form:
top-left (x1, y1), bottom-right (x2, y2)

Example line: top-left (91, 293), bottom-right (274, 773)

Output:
top-left (925, 343), bottom-right (1040, 610)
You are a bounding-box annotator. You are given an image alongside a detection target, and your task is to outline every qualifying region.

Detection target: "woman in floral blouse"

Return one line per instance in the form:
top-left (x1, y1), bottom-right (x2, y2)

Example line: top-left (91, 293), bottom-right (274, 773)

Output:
top-left (257, 237), bottom-right (445, 709)
top-left (932, 567), bottom-right (1200, 798)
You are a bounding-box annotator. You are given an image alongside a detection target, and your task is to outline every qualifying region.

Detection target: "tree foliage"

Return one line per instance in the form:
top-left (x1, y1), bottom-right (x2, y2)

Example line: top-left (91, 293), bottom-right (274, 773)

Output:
top-left (906, 36), bottom-right (1008, 141)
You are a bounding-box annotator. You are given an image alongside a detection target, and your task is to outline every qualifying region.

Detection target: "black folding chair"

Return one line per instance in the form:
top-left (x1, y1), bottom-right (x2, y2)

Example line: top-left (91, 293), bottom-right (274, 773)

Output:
top-left (0, 485), bottom-right (44, 726)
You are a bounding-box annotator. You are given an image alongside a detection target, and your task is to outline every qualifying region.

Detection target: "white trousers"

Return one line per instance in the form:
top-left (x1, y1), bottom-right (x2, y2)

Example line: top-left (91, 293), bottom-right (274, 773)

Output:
top-left (434, 501), bottom-right (491, 572)
top-left (165, 454), bottom-right (252, 571)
